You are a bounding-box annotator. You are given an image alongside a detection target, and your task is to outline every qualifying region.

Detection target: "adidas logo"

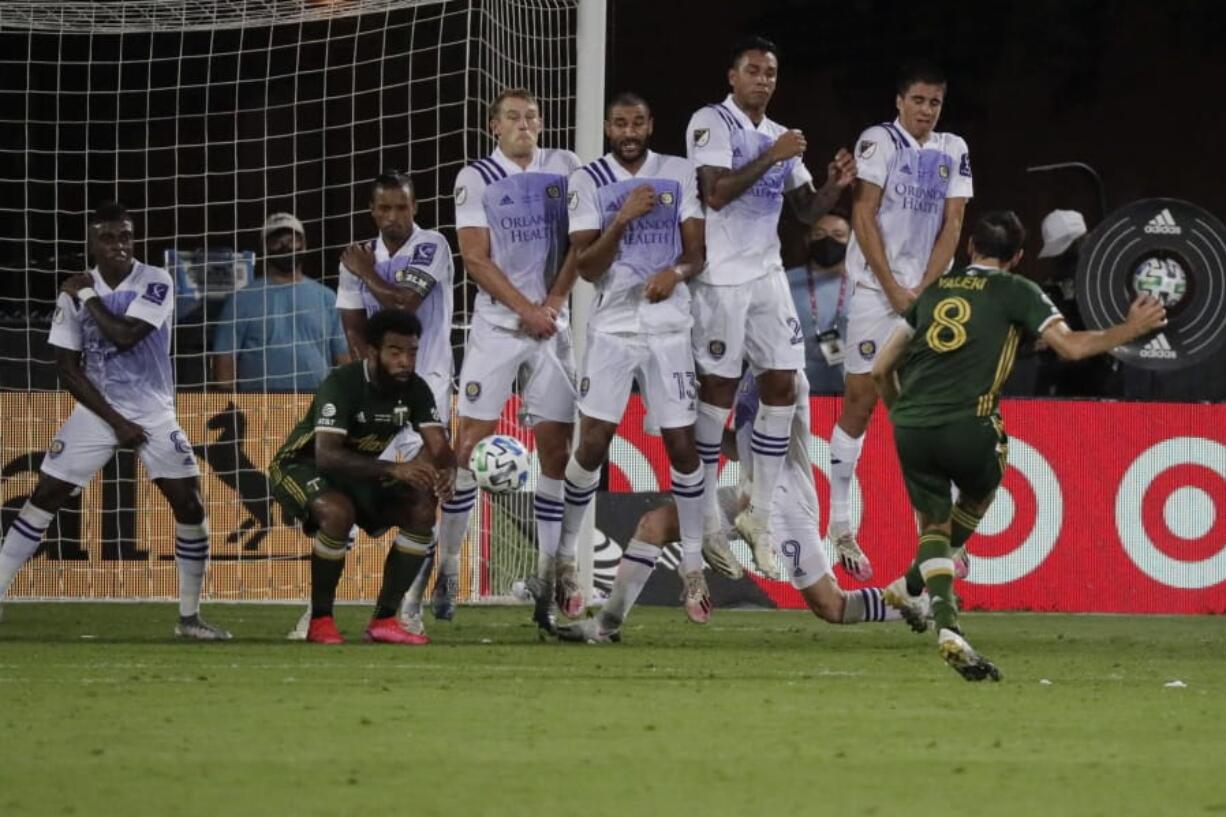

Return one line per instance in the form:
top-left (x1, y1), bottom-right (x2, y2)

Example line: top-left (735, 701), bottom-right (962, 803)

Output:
top-left (605, 201), bottom-right (620, 212)
top-left (900, 163), bottom-right (913, 174)
top-left (732, 147), bottom-right (743, 158)
top-left (1139, 332), bottom-right (1178, 359)
top-left (499, 194), bottom-right (515, 206)
top-left (1144, 208), bottom-right (1181, 235)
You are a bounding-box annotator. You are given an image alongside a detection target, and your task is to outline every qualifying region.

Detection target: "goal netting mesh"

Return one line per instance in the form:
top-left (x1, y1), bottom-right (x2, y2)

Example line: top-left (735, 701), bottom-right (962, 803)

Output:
top-left (0, 0), bottom-right (580, 603)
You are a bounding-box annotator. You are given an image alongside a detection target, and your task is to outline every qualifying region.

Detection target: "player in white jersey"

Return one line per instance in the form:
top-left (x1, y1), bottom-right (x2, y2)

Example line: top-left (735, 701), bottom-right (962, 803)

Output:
top-left (447, 88), bottom-right (582, 633)
top-left (559, 92), bottom-right (732, 625)
top-left (685, 36), bottom-right (856, 583)
top-left (829, 64), bottom-right (973, 572)
top-left (558, 370), bottom-right (906, 644)
top-left (0, 203), bottom-right (229, 639)
top-left (334, 171), bottom-right (456, 633)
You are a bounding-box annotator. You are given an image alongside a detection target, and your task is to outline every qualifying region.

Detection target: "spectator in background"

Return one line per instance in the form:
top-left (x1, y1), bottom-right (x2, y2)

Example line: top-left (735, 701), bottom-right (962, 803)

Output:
top-left (1032, 209), bottom-right (1121, 397)
top-left (785, 211), bottom-right (851, 394)
top-left (212, 213), bottom-right (349, 392)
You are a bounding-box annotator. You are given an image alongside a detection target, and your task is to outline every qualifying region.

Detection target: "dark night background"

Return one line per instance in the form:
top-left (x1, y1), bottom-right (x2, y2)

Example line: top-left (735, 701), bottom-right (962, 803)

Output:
top-left (2, 0), bottom-right (1224, 397)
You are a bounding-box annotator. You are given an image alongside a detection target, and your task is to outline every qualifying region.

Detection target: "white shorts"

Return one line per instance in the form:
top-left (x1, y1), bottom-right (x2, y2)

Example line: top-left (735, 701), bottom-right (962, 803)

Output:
top-left (844, 284), bottom-right (905, 375)
top-left (40, 406), bottom-right (201, 487)
top-left (457, 313), bottom-right (576, 425)
top-left (579, 329), bottom-right (696, 430)
top-left (420, 369), bottom-right (454, 427)
top-left (691, 273), bottom-right (805, 378)
top-left (774, 521), bottom-right (834, 591)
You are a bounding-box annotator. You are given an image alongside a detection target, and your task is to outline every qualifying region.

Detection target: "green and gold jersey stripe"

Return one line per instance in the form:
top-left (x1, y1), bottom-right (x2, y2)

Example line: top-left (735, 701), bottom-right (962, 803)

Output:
top-left (978, 325), bottom-right (1020, 416)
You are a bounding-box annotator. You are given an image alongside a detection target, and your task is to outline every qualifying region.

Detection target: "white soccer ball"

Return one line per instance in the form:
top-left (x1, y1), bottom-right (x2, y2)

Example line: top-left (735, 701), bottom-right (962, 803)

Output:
top-left (1133, 256), bottom-right (1187, 307)
top-left (469, 434), bottom-right (531, 494)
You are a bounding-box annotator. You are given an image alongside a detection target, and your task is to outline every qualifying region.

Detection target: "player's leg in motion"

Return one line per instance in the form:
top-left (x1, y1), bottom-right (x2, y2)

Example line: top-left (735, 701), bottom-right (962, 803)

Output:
top-left (366, 489), bottom-right (436, 645)
top-left (0, 477), bottom-right (76, 608)
top-left (428, 417), bottom-right (488, 622)
top-left (695, 375), bottom-right (737, 551)
top-left (659, 424), bottom-right (711, 624)
top-left (735, 367), bottom-right (796, 574)
top-left (557, 414), bottom-right (613, 619)
top-left (537, 419), bottom-right (576, 617)
top-left (156, 476), bottom-right (232, 640)
top-left (828, 372), bottom-right (874, 567)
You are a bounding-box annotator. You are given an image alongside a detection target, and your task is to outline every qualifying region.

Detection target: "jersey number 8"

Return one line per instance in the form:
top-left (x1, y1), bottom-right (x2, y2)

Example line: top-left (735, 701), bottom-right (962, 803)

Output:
top-left (925, 296), bottom-right (972, 353)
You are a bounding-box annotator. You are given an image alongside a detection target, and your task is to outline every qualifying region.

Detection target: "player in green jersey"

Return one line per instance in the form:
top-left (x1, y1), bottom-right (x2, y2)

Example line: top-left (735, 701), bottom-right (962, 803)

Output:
top-left (871, 211), bottom-right (1166, 680)
top-left (270, 309), bottom-right (456, 645)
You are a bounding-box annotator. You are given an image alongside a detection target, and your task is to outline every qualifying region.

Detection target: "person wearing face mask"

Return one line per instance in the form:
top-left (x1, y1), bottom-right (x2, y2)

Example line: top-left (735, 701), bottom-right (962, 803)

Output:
top-left (212, 213), bottom-right (350, 392)
top-left (786, 211), bottom-right (851, 395)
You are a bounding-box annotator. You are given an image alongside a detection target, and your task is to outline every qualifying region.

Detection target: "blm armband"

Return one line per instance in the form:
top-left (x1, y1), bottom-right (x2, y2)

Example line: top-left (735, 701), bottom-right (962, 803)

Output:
top-left (393, 266), bottom-right (437, 298)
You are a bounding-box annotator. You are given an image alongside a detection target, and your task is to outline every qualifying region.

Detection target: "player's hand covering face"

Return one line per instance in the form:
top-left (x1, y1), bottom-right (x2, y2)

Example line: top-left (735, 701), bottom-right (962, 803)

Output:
top-left (89, 218), bottom-right (135, 274)
top-left (728, 49), bottom-right (778, 111)
top-left (896, 82), bottom-right (944, 141)
top-left (370, 185), bottom-right (415, 245)
top-left (492, 97), bottom-right (541, 159)
top-left (371, 331), bottom-right (419, 391)
top-left (606, 104), bottom-right (652, 164)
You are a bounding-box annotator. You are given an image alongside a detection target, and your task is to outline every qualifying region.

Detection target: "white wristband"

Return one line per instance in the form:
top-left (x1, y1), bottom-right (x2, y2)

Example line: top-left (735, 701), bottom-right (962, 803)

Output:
top-left (77, 287), bottom-right (98, 303)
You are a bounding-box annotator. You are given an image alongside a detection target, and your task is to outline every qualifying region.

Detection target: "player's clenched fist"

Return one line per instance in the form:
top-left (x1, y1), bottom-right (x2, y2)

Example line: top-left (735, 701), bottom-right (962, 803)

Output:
top-left (615, 184), bottom-right (656, 224)
top-left (825, 148), bottom-right (856, 190)
top-left (768, 129), bottom-right (806, 162)
top-left (60, 273), bottom-right (95, 299)
top-left (340, 242), bottom-right (377, 280)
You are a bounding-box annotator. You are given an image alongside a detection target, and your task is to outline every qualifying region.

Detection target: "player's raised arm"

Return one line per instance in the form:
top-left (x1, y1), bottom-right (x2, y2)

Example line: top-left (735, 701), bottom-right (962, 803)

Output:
top-left (60, 272), bottom-right (156, 353)
top-left (1042, 295), bottom-right (1167, 361)
top-left (573, 184), bottom-right (655, 281)
top-left (697, 132), bottom-right (802, 212)
top-left (784, 147), bottom-right (856, 225)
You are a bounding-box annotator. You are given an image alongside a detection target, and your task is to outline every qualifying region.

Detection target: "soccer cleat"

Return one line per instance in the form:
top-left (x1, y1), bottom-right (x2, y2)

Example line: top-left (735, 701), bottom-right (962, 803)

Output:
top-left (174, 613), bottom-right (232, 641)
top-left (364, 616), bottom-right (430, 645)
top-left (938, 627), bottom-right (1002, 682)
top-left (734, 507), bottom-right (778, 579)
top-left (399, 607), bottom-right (427, 637)
top-left (554, 559), bottom-right (585, 620)
top-left (832, 529), bottom-right (873, 582)
top-left (306, 615), bottom-right (345, 645)
top-left (522, 576), bottom-right (558, 637)
top-left (681, 570), bottom-right (712, 624)
top-left (952, 546), bottom-right (971, 580)
top-left (702, 527), bottom-right (744, 580)
top-left (883, 577), bottom-right (931, 634)
top-left (556, 617), bottom-right (621, 644)
top-left (286, 605), bottom-right (312, 641)
top-left (431, 573), bottom-right (458, 621)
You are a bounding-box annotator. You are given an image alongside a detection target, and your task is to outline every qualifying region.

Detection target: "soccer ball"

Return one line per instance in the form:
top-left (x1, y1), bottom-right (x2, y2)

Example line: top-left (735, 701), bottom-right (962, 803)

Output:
top-left (1133, 256), bottom-right (1187, 307)
top-left (469, 434), bottom-right (531, 493)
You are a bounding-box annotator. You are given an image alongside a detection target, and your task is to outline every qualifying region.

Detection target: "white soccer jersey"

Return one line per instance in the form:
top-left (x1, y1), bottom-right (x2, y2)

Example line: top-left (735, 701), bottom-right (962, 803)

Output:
top-left (453, 146), bottom-right (582, 330)
top-left (336, 226), bottom-right (455, 387)
top-left (845, 118), bottom-right (973, 291)
top-left (568, 150), bottom-right (703, 334)
top-left (48, 261), bottom-right (177, 423)
top-left (686, 95), bottom-right (813, 286)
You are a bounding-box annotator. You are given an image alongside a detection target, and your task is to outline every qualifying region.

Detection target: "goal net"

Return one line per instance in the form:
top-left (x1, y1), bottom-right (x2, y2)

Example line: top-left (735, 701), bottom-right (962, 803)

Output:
top-left (0, 0), bottom-right (582, 604)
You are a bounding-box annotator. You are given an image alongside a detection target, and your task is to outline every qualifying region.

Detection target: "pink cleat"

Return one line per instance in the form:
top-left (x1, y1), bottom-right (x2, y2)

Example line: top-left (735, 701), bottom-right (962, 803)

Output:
top-left (364, 616), bottom-right (431, 645)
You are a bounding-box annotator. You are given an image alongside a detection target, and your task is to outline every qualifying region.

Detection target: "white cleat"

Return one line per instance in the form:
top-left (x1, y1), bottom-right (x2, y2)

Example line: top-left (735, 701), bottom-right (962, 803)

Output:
top-left (554, 559), bottom-right (585, 620)
top-left (556, 617), bottom-right (620, 644)
top-left (399, 606), bottom-right (427, 637)
top-left (681, 570), bottom-right (712, 624)
top-left (952, 546), bottom-right (971, 580)
top-left (938, 627), bottom-right (1002, 682)
top-left (286, 605), bottom-right (311, 641)
top-left (883, 577), bottom-right (931, 634)
top-left (734, 508), bottom-right (778, 579)
top-left (174, 614), bottom-right (232, 641)
top-left (702, 527), bottom-right (743, 580)
top-left (832, 529), bottom-right (873, 581)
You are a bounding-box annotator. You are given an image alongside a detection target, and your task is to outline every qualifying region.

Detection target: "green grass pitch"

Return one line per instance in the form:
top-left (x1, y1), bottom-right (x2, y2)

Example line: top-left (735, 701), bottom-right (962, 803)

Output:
top-left (1, 604), bottom-right (1223, 817)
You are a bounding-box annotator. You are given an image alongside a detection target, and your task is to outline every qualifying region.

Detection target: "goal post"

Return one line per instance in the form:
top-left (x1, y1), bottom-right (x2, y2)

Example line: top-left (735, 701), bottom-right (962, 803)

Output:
top-left (0, 0), bottom-right (604, 604)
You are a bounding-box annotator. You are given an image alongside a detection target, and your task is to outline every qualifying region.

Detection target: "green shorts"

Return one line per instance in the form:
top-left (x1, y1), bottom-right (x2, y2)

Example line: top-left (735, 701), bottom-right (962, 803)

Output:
top-left (893, 416), bottom-right (1008, 522)
top-left (269, 458), bottom-right (412, 536)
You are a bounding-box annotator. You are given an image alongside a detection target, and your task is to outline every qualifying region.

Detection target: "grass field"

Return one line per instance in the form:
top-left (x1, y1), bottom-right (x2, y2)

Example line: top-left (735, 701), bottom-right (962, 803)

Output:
top-left (1, 604), bottom-right (1223, 817)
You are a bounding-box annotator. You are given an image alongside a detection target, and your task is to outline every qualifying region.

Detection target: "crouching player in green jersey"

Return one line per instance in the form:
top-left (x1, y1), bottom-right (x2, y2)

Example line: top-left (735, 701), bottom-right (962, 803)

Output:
top-left (872, 211), bottom-right (1167, 680)
top-left (270, 309), bottom-right (456, 645)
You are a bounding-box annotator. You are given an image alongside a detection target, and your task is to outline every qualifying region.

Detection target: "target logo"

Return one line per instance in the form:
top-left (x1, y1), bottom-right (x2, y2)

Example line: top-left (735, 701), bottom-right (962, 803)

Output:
top-left (1115, 437), bottom-right (1226, 590)
top-left (964, 438), bottom-right (1063, 586)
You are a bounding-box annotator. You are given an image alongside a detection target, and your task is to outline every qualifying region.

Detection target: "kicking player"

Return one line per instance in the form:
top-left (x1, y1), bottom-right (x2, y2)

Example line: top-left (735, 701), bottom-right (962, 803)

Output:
top-left (558, 370), bottom-right (905, 644)
top-left (831, 63), bottom-right (972, 572)
top-left (686, 35), bottom-right (857, 580)
top-left (450, 88), bottom-right (581, 632)
top-left (334, 170), bottom-right (455, 633)
top-left (872, 211), bottom-right (1167, 680)
top-left (270, 309), bottom-right (456, 645)
top-left (0, 203), bottom-right (229, 639)
top-left (561, 91), bottom-right (733, 625)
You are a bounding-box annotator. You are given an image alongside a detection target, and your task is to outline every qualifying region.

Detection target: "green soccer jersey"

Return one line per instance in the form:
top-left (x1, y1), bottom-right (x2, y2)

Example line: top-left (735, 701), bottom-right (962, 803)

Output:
top-left (890, 264), bottom-right (1063, 427)
top-left (273, 360), bottom-right (442, 465)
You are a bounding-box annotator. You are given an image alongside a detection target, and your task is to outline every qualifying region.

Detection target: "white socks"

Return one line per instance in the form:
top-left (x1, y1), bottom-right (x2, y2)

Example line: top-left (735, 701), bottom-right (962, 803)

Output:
top-left (558, 459), bottom-right (599, 563)
top-left (599, 538), bottom-right (660, 631)
top-left (536, 473), bottom-right (566, 563)
top-left (0, 502), bottom-right (53, 600)
top-left (670, 465), bottom-right (705, 574)
top-left (749, 403), bottom-right (793, 519)
top-left (829, 424), bottom-right (864, 530)
top-left (174, 520), bottom-right (210, 617)
top-left (695, 401), bottom-right (731, 530)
